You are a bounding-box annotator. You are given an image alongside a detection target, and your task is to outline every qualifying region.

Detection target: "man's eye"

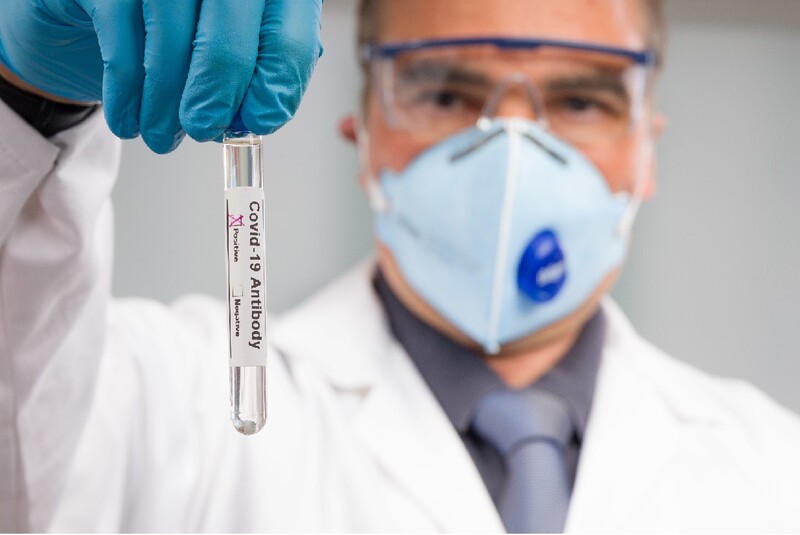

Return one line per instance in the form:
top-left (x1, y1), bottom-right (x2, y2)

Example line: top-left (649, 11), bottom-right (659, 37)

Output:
top-left (419, 90), bottom-right (464, 108)
top-left (554, 95), bottom-right (611, 114)
top-left (562, 97), bottom-right (596, 112)
top-left (548, 93), bottom-right (626, 120)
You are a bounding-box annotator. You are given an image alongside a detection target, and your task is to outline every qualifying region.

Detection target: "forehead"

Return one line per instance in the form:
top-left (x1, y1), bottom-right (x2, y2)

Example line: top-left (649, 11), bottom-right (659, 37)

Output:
top-left (377, 0), bottom-right (647, 50)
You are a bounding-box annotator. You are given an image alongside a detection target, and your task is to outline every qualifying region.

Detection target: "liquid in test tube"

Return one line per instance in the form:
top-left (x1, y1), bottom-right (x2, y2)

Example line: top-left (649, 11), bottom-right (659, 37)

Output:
top-left (223, 130), bottom-right (267, 435)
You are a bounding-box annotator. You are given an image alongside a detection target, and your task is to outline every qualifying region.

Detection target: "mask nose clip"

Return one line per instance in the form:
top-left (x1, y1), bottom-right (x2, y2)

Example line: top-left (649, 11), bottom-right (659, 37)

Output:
top-left (450, 121), bottom-right (566, 166)
top-left (451, 124), bottom-right (566, 168)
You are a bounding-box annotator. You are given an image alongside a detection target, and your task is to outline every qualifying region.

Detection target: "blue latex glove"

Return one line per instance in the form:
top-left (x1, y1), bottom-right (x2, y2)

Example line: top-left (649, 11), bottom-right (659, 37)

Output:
top-left (0, 0), bottom-right (323, 153)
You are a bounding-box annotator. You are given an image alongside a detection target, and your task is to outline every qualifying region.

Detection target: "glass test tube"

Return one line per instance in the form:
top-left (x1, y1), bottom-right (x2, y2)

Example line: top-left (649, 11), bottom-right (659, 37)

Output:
top-left (223, 132), bottom-right (267, 435)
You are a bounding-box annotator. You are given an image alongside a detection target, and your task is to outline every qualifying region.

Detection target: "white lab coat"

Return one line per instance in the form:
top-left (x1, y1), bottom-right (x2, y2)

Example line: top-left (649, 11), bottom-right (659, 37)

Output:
top-left (1, 101), bottom-right (799, 533)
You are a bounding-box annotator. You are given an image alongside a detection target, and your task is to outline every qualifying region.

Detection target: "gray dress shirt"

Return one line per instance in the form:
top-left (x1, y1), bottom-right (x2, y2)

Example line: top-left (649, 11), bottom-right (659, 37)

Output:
top-left (373, 271), bottom-right (605, 507)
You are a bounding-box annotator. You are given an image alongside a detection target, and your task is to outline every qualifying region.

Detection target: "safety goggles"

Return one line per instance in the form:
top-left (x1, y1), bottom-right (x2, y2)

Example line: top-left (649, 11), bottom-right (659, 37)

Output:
top-left (361, 37), bottom-right (656, 148)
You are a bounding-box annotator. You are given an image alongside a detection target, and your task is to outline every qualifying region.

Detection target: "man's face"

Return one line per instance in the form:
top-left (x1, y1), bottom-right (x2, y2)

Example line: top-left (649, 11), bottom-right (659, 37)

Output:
top-left (349, 0), bottom-right (661, 354)
top-left (363, 0), bottom-right (655, 194)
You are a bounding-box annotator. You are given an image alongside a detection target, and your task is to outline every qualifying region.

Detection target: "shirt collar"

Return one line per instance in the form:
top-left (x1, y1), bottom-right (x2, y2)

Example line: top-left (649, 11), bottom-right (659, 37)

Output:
top-left (373, 270), bottom-right (604, 439)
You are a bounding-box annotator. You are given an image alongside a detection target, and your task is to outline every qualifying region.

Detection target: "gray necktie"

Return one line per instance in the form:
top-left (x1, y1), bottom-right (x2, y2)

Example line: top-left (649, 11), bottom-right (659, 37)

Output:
top-left (472, 387), bottom-right (573, 533)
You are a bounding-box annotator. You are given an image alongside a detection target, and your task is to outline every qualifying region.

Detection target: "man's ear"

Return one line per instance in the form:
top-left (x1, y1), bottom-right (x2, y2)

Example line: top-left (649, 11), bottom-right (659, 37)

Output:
top-left (653, 112), bottom-right (667, 140)
top-left (642, 112), bottom-right (667, 200)
top-left (339, 114), bottom-right (357, 144)
top-left (341, 113), bottom-right (372, 190)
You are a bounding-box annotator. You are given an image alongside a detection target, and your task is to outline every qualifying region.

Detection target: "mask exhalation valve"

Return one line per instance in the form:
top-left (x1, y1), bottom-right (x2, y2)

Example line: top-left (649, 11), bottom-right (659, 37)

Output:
top-left (516, 229), bottom-right (567, 303)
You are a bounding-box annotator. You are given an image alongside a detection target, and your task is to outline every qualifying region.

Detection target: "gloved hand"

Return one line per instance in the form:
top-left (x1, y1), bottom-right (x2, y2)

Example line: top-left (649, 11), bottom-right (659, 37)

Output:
top-left (0, 0), bottom-right (323, 153)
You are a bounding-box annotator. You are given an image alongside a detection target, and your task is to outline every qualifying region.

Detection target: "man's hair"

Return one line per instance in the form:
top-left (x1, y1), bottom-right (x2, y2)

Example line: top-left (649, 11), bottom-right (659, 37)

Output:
top-left (357, 0), bottom-right (665, 68)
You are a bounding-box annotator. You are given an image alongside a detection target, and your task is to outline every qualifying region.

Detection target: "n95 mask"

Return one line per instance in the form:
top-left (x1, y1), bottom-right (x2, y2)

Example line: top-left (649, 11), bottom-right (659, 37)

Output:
top-left (371, 118), bottom-right (632, 353)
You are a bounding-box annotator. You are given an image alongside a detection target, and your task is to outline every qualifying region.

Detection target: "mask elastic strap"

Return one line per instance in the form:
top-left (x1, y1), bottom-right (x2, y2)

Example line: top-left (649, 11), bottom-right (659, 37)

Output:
top-left (355, 116), bottom-right (388, 213)
top-left (616, 124), bottom-right (654, 237)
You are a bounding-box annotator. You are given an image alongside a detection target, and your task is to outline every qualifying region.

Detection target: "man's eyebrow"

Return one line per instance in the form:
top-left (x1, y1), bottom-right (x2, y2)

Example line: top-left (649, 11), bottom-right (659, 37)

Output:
top-left (395, 61), bottom-right (494, 88)
top-left (543, 72), bottom-right (631, 101)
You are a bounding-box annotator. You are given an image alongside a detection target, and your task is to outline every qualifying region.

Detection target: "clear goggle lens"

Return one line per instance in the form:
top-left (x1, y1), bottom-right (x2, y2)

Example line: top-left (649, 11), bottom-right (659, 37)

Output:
top-left (367, 40), bottom-right (654, 148)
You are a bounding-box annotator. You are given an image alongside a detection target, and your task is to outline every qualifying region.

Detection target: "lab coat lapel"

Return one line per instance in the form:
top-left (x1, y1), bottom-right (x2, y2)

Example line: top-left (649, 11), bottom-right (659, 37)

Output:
top-left (353, 341), bottom-right (504, 533)
top-left (271, 259), bottom-right (503, 532)
top-left (564, 301), bottom-right (685, 532)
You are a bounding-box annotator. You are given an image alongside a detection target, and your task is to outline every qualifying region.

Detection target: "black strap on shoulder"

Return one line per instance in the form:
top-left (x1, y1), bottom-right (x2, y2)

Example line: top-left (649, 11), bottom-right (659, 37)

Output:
top-left (0, 74), bottom-right (98, 137)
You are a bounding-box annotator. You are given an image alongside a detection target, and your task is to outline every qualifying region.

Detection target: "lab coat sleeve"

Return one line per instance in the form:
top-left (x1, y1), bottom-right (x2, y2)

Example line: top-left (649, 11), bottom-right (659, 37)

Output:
top-left (49, 293), bottom-right (312, 532)
top-left (0, 99), bottom-right (120, 531)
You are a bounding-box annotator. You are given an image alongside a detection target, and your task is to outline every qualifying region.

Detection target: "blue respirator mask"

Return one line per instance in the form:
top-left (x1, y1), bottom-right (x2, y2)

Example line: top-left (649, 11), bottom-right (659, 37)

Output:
top-left (359, 38), bottom-right (654, 353)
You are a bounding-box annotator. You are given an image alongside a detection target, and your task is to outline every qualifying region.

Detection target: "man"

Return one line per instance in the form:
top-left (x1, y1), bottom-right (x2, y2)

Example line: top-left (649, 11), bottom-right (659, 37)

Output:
top-left (1, 0), bottom-right (799, 532)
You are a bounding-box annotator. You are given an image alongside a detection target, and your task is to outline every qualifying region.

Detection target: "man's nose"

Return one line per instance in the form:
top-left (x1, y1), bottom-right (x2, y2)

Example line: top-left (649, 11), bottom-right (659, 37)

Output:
top-left (493, 95), bottom-right (541, 122)
top-left (480, 73), bottom-right (545, 124)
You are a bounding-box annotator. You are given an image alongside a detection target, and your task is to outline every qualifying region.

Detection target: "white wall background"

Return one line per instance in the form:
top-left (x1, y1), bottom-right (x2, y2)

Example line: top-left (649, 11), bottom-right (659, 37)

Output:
top-left (112, 0), bottom-right (800, 413)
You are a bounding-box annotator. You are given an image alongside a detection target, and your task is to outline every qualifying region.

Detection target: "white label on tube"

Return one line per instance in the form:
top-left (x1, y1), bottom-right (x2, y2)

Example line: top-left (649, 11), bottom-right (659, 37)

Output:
top-left (225, 187), bottom-right (267, 367)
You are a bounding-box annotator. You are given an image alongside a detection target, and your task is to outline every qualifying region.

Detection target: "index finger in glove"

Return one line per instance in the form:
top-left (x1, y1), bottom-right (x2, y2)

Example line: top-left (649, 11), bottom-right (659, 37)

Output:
top-left (240, 0), bottom-right (323, 135)
top-left (179, 0), bottom-right (265, 142)
top-left (139, 0), bottom-right (201, 153)
top-left (85, 0), bottom-right (146, 139)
